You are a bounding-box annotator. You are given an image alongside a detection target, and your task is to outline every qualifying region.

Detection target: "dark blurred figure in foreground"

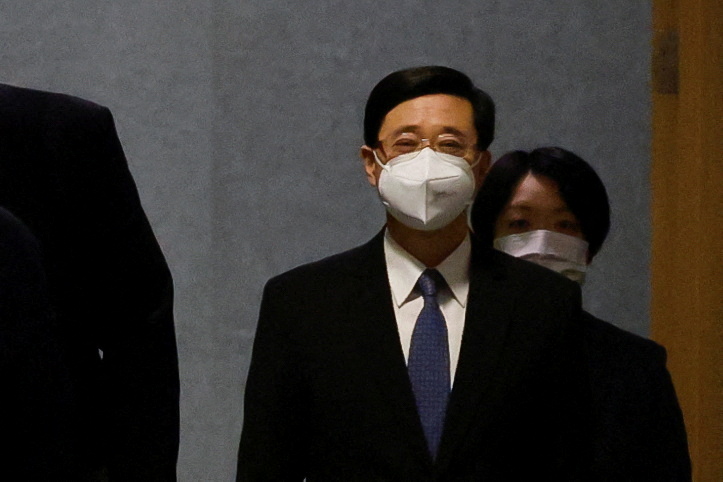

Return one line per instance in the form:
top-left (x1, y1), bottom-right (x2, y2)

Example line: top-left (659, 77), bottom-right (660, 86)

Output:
top-left (0, 83), bottom-right (179, 481)
top-left (0, 207), bottom-right (77, 479)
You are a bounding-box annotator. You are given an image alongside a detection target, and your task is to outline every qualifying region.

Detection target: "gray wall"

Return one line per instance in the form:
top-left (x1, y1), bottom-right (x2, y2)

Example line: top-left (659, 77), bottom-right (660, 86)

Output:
top-left (2, 2), bottom-right (651, 480)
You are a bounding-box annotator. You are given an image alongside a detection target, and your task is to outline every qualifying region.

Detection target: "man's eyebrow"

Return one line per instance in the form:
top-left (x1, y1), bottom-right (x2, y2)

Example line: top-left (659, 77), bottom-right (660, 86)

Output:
top-left (388, 126), bottom-right (470, 138)
top-left (389, 125), bottom-right (420, 137)
top-left (438, 126), bottom-right (468, 138)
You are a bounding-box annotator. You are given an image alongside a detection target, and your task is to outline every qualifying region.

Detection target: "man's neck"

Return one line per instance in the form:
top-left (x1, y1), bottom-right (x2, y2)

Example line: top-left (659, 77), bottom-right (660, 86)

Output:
top-left (386, 214), bottom-right (469, 268)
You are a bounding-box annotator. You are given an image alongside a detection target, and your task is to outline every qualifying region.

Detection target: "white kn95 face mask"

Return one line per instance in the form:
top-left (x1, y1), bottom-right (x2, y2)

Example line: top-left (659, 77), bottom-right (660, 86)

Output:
top-left (493, 229), bottom-right (589, 284)
top-left (374, 147), bottom-right (477, 231)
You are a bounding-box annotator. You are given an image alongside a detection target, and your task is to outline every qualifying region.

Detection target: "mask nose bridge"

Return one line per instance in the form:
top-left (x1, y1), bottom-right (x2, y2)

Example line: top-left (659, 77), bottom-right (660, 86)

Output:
top-left (534, 215), bottom-right (561, 234)
top-left (375, 145), bottom-right (438, 169)
top-left (417, 147), bottom-right (435, 177)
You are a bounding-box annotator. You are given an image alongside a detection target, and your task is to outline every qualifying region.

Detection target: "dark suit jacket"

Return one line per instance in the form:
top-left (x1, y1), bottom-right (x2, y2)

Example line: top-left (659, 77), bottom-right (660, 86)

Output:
top-left (584, 312), bottom-right (691, 481)
top-left (238, 231), bottom-right (591, 480)
top-left (0, 207), bottom-right (78, 479)
top-left (0, 83), bottom-right (179, 480)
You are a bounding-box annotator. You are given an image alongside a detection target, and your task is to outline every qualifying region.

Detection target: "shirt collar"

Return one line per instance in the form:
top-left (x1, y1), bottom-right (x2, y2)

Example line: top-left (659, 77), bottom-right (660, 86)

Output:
top-left (383, 229), bottom-right (471, 308)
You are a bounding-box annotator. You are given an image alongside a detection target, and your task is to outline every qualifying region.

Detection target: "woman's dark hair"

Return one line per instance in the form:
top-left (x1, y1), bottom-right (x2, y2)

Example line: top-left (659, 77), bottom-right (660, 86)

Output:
top-left (470, 147), bottom-right (611, 260)
top-left (363, 66), bottom-right (495, 150)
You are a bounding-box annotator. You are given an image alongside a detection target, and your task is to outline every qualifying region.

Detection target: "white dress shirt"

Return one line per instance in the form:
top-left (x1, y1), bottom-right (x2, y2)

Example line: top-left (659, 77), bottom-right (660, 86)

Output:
top-left (383, 229), bottom-right (471, 386)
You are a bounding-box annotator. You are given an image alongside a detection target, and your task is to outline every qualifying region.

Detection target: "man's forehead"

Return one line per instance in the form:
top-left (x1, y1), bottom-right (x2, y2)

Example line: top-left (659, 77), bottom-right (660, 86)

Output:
top-left (379, 94), bottom-right (475, 135)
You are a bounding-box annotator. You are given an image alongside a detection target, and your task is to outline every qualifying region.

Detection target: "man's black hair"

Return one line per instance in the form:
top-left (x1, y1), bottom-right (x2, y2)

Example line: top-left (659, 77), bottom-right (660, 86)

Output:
top-left (364, 66), bottom-right (495, 150)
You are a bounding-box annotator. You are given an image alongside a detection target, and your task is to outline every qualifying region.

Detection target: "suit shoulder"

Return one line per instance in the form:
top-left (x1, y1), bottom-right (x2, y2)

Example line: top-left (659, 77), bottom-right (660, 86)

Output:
top-left (265, 239), bottom-right (376, 291)
top-left (583, 311), bottom-right (667, 366)
top-left (0, 83), bottom-right (110, 125)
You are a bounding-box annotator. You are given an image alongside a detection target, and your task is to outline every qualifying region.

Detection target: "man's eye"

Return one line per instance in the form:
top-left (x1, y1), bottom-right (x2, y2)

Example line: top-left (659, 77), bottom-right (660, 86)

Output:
top-left (438, 140), bottom-right (463, 148)
top-left (436, 140), bottom-right (465, 155)
top-left (392, 139), bottom-right (418, 152)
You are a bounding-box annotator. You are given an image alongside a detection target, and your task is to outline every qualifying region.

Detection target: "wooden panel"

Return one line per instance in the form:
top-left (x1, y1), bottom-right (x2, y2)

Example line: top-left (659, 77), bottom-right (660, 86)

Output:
top-left (651, 0), bottom-right (723, 480)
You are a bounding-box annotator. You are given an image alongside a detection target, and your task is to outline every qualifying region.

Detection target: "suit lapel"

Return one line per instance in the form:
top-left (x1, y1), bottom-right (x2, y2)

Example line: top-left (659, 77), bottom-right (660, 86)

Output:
top-left (435, 243), bottom-right (529, 469)
top-left (340, 231), bottom-right (432, 467)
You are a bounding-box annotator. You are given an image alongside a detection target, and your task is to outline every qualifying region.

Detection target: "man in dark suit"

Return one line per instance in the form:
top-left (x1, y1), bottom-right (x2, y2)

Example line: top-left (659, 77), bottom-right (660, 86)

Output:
top-left (237, 66), bottom-right (590, 480)
top-left (0, 83), bottom-right (180, 480)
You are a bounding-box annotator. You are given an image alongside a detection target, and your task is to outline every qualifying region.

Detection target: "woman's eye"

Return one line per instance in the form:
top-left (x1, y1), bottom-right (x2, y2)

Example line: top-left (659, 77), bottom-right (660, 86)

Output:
top-left (509, 219), bottom-right (529, 230)
top-left (557, 220), bottom-right (581, 232)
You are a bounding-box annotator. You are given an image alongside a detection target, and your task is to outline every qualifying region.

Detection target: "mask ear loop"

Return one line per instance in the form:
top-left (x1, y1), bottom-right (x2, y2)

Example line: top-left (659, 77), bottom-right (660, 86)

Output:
top-left (463, 150), bottom-right (485, 215)
top-left (373, 149), bottom-right (390, 170)
top-left (468, 150), bottom-right (483, 169)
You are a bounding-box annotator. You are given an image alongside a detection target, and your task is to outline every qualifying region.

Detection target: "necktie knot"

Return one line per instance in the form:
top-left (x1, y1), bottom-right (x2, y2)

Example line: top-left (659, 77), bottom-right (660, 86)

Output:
top-left (417, 269), bottom-right (441, 299)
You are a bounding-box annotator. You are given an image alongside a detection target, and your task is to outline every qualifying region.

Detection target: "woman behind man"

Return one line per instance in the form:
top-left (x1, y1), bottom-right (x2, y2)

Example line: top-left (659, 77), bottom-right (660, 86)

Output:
top-left (471, 147), bottom-right (691, 480)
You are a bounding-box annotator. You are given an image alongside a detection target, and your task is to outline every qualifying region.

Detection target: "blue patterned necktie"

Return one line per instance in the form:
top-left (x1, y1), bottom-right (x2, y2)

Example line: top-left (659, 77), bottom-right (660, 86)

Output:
top-left (407, 269), bottom-right (450, 459)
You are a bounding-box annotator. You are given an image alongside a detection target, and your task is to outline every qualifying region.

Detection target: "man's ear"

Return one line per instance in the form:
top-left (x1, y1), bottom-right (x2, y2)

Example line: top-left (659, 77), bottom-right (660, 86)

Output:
top-left (474, 150), bottom-right (492, 188)
top-left (360, 145), bottom-right (380, 187)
